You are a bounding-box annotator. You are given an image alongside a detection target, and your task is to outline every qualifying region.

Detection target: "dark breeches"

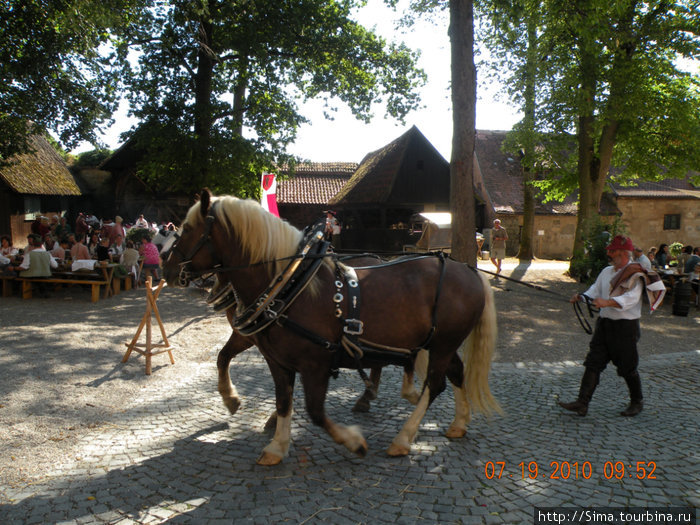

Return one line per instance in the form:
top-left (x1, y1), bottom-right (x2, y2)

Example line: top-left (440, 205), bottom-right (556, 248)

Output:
top-left (583, 318), bottom-right (640, 377)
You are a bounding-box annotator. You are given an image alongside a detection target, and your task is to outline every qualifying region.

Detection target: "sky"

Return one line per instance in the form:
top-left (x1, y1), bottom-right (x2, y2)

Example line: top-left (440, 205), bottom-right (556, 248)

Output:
top-left (74, 2), bottom-right (522, 161)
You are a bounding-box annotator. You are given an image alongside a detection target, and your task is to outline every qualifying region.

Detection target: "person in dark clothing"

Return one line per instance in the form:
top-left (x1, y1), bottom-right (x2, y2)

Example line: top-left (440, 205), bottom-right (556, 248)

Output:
top-left (559, 235), bottom-right (666, 417)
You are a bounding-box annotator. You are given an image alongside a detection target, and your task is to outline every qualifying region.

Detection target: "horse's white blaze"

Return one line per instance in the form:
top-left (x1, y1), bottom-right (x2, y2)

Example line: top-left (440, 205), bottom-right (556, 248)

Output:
top-left (262, 410), bottom-right (293, 459)
top-left (390, 386), bottom-right (431, 453)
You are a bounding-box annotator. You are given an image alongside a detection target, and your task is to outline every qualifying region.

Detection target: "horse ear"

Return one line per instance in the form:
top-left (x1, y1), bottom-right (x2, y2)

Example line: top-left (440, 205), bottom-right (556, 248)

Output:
top-left (199, 188), bottom-right (212, 218)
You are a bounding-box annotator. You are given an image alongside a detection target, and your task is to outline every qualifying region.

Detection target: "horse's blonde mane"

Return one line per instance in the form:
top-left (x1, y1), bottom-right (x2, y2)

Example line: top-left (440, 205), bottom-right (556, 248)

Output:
top-left (184, 195), bottom-right (303, 277)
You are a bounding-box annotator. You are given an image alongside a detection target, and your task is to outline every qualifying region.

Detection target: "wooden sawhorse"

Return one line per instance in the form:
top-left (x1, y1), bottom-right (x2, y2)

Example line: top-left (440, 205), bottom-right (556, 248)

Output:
top-left (122, 277), bottom-right (175, 375)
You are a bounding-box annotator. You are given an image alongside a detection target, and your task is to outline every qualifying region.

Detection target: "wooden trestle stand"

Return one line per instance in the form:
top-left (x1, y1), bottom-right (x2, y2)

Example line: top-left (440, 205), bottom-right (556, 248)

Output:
top-left (122, 276), bottom-right (175, 375)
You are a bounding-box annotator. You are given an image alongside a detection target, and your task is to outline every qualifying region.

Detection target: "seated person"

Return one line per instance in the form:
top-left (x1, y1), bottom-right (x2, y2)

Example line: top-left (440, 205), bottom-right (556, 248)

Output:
top-left (120, 240), bottom-right (141, 280)
top-left (95, 237), bottom-right (111, 263)
top-left (86, 232), bottom-right (100, 259)
top-left (139, 238), bottom-right (161, 281)
top-left (691, 263), bottom-right (700, 304)
top-left (43, 233), bottom-right (58, 253)
top-left (70, 233), bottom-right (90, 261)
top-left (110, 234), bottom-right (126, 259)
top-left (51, 238), bottom-right (70, 262)
top-left (1, 234), bottom-right (18, 258)
top-left (6, 234), bottom-right (57, 279)
top-left (683, 247), bottom-right (700, 274)
top-left (655, 243), bottom-right (676, 268)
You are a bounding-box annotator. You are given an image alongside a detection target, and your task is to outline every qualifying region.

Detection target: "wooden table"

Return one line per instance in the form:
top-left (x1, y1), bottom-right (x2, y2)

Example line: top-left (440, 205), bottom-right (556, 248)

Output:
top-left (50, 262), bottom-right (118, 301)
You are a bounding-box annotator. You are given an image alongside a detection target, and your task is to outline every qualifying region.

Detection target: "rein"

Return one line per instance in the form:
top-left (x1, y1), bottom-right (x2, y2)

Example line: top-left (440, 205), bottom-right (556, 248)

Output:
top-left (474, 266), bottom-right (599, 334)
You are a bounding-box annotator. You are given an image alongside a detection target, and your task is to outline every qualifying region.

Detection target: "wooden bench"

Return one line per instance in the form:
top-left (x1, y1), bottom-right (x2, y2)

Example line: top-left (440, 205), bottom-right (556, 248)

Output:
top-left (0, 274), bottom-right (16, 297)
top-left (17, 276), bottom-right (109, 302)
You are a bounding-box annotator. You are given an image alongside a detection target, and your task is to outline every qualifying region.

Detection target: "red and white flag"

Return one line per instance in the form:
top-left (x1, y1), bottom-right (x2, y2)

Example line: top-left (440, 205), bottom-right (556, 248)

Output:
top-left (260, 172), bottom-right (279, 217)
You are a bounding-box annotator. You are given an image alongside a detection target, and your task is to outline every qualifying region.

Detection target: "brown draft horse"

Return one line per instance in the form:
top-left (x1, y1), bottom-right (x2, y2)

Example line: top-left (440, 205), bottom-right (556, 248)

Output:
top-left (216, 288), bottom-right (421, 420)
top-left (164, 190), bottom-right (499, 465)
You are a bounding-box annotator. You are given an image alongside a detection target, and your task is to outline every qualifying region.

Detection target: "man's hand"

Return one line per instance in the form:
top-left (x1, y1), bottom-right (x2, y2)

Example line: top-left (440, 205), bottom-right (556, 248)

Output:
top-left (593, 298), bottom-right (619, 308)
top-left (570, 293), bottom-right (580, 303)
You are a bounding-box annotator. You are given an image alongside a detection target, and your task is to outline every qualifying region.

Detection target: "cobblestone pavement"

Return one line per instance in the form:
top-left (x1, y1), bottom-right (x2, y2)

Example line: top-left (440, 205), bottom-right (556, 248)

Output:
top-left (1, 340), bottom-right (698, 524)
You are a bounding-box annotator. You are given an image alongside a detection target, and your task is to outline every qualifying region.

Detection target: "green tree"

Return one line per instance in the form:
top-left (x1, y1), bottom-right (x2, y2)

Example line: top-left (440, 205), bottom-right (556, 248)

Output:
top-left (0, 0), bottom-right (144, 160)
top-left (544, 0), bottom-right (700, 269)
top-left (477, 0), bottom-right (545, 261)
top-left (118, 0), bottom-right (426, 196)
top-left (398, 0), bottom-right (478, 264)
top-left (477, 0), bottom-right (700, 272)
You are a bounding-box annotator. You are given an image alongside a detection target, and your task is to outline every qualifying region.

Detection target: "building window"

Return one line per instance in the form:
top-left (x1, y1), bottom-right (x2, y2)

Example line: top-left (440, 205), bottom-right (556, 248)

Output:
top-left (663, 214), bottom-right (681, 230)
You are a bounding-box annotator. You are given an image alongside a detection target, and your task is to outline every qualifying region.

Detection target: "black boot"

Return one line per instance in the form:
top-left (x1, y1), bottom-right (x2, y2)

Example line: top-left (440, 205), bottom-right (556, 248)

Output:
top-left (620, 371), bottom-right (643, 417)
top-left (559, 368), bottom-right (599, 416)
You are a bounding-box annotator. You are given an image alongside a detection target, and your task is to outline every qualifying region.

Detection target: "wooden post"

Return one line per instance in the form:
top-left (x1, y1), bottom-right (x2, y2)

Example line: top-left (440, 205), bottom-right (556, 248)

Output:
top-left (122, 277), bottom-right (175, 375)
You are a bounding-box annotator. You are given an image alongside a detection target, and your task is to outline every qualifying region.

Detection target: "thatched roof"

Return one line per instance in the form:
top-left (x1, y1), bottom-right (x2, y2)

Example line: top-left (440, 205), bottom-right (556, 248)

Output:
top-left (329, 126), bottom-right (443, 205)
top-left (0, 134), bottom-right (81, 195)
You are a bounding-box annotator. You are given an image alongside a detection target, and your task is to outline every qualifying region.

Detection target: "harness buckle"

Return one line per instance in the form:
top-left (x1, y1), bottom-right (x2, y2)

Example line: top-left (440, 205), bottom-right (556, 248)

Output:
top-left (343, 319), bottom-right (364, 336)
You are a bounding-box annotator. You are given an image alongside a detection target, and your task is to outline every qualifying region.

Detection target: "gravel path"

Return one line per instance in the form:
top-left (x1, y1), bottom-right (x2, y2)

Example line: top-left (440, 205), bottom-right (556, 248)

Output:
top-left (1, 259), bottom-right (697, 491)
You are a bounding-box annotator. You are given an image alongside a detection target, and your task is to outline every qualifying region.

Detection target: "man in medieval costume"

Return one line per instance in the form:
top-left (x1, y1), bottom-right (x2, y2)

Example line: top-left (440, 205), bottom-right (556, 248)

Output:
top-left (559, 235), bottom-right (666, 417)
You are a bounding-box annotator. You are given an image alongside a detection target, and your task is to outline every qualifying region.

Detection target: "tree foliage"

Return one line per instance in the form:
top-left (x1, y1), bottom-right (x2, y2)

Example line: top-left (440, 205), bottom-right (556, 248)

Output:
top-left (477, 0), bottom-right (700, 268)
top-left (117, 0), bottom-right (426, 196)
top-left (0, 0), bottom-right (145, 160)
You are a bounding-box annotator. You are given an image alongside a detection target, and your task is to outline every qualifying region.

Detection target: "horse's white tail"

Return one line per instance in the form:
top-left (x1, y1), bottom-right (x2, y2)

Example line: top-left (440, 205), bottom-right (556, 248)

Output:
top-left (412, 270), bottom-right (500, 416)
top-left (462, 271), bottom-right (501, 416)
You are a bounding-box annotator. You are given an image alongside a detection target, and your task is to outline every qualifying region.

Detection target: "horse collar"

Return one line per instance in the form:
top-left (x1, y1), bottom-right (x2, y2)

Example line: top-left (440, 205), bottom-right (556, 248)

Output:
top-left (232, 221), bottom-right (330, 335)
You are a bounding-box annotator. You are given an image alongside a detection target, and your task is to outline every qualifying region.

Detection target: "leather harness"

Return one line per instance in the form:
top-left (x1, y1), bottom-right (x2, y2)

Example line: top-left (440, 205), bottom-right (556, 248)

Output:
top-left (176, 214), bottom-right (449, 385)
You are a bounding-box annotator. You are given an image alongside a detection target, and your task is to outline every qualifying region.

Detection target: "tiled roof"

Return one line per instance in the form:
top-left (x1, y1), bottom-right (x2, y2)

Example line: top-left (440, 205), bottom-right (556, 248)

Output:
top-left (610, 176), bottom-right (700, 199)
top-left (277, 163), bottom-right (357, 204)
top-left (0, 134), bottom-right (81, 196)
top-left (475, 130), bottom-right (619, 215)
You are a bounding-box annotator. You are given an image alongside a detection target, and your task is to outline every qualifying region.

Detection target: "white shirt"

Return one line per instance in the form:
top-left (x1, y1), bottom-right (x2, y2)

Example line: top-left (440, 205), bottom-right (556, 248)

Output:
top-left (18, 247), bottom-right (58, 271)
top-left (633, 254), bottom-right (652, 271)
top-left (584, 263), bottom-right (643, 320)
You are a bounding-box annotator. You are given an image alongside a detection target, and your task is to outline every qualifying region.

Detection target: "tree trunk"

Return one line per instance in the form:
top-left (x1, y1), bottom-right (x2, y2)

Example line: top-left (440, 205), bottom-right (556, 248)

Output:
top-left (518, 16), bottom-right (538, 261)
top-left (232, 55), bottom-right (249, 138)
top-left (449, 0), bottom-right (477, 265)
top-left (571, 45), bottom-right (625, 273)
top-left (570, 48), bottom-right (598, 274)
top-left (193, 12), bottom-right (215, 190)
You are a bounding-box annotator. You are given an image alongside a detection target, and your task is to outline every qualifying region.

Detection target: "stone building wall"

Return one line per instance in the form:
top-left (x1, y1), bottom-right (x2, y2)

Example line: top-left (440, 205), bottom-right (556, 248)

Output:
top-left (617, 198), bottom-right (700, 251)
top-left (489, 214), bottom-right (578, 260)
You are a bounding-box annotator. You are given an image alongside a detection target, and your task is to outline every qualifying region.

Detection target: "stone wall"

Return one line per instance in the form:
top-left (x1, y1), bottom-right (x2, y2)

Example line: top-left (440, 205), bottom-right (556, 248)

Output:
top-left (489, 197), bottom-right (700, 261)
top-left (489, 214), bottom-right (577, 260)
top-left (617, 197), bottom-right (700, 251)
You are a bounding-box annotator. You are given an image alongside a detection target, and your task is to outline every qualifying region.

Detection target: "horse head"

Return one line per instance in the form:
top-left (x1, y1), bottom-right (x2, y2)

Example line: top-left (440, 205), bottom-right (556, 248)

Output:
top-left (163, 188), bottom-right (220, 287)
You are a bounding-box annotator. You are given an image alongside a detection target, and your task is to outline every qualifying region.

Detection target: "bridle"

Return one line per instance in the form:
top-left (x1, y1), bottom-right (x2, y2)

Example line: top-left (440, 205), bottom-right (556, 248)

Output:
top-left (169, 208), bottom-right (220, 286)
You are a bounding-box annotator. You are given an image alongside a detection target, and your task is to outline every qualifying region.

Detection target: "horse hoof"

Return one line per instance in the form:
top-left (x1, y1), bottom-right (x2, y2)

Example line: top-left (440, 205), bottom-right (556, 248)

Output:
top-left (446, 426), bottom-right (467, 439)
top-left (352, 399), bottom-right (370, 413)
top-left (223, 397), bottom-right (241, 415)
top-left (353, 440), bottom-right (368, 457)
top-left (387, 442), bottom-right (410, 457)
top-left (257, 451), bottom-right (283, 466)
